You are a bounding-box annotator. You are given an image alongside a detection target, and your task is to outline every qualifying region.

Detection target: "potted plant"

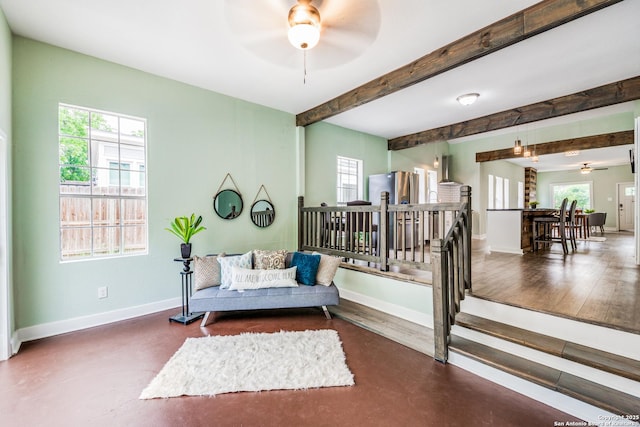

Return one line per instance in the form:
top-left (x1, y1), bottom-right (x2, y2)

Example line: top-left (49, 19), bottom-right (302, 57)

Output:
top-left (166, 214), bottom-right (206, 258)
top-left (528, 201), bottom-right (539, 209)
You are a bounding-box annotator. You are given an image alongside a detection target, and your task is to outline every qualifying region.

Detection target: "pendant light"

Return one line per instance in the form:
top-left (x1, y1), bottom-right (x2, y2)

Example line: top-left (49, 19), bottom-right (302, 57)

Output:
top-left (514, 139), bottom-right (522, 155)
top-left (434, 156), bottom-right (439, 168)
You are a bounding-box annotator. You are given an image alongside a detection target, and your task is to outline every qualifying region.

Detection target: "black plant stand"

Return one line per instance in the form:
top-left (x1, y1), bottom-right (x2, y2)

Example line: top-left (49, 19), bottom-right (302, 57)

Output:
top-left (169, 257), bottom-right (204, 325)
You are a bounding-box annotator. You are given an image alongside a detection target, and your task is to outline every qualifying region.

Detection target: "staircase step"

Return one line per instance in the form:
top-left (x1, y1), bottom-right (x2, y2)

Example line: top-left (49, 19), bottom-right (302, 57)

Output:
top-left (455, 312), bottom-right (640, 382)
top-left (449, 335), bottom-right (640, 416)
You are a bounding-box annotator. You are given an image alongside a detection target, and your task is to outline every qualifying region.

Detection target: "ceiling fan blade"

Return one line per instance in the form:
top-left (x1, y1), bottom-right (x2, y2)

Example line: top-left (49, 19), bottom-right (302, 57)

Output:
top-left (224, 0), bottom-right (381, 70)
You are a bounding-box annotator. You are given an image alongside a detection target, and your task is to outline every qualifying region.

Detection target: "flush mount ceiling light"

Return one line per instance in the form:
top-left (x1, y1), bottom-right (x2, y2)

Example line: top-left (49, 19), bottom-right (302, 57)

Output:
top-left (565, 150), bottom-right (580, 157)
top-left (456, 93), bottom-right (479, 106)
top-left (288, 0), bottom-right (321, 50)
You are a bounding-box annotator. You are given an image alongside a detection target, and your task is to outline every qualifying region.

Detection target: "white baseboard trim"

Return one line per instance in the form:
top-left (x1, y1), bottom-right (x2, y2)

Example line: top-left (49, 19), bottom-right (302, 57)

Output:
top-left (10, 331), bottom-right (20, 356)
top-left (448, 352), bottom-right (636, 427)
top-left (486, 245), bottom-right (524, 255)
top-left (15, 297), bottom-right (181, 348)
top-left (338, 288), bottom-right (433, 328)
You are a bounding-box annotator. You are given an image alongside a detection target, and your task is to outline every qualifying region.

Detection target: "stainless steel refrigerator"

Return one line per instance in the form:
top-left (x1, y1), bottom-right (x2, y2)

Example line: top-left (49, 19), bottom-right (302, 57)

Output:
top-left (368, 171), bottom-right (420, 249)
top-left (368, 171), bottom-right (419, 205)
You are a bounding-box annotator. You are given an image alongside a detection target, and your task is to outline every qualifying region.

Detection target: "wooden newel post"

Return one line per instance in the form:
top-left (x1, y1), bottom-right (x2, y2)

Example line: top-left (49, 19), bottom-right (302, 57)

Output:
top-left (431, 238), bottom-right (449, 363)
top-left (380, 191), bottom-right (389, 272)
top-left (461, 185), bottom-right (472, 291)
top-left (298, 196), bottom-right (304, 252)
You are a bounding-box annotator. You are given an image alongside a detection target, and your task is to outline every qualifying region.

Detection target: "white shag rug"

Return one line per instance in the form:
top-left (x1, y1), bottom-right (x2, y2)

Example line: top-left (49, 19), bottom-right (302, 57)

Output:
top-left (139, 329), bottom-right (354, 399)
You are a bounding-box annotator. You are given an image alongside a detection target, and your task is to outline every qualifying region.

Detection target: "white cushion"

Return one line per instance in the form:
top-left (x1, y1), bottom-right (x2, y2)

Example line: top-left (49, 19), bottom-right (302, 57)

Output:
top-left (217, 251), bottom-right (253, 289)
top-left (313, 252), bottom-right (341, 286)
top-left (229, 266), bottom-right (298, 290)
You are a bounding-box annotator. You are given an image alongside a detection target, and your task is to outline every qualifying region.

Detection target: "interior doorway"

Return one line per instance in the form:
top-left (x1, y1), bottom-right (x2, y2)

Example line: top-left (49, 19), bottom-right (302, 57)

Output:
top-left (618, 182), bottom-right (635, 231)
top-left (0, 130), bottom-right (9, 360)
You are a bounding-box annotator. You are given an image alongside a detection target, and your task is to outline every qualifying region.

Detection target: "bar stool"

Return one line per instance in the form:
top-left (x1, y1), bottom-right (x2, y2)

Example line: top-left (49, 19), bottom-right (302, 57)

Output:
top-left (533, 198), bottom-right (569, 254)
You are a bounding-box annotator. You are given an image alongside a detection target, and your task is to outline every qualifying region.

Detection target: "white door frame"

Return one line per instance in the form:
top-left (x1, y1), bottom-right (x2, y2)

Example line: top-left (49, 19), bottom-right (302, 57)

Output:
top-left (617, 182), bottom-right (635, 231)
top-left (0, 129), bottom-right (9, 360)
top-left (635, 117), bottom-right (640, 265)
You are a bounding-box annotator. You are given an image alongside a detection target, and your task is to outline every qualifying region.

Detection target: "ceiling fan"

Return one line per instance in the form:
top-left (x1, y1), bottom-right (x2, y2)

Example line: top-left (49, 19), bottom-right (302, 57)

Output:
top-left (224, 0), bottom-right (381, 70)
top-left (579, 163), bottom-right (608, 174)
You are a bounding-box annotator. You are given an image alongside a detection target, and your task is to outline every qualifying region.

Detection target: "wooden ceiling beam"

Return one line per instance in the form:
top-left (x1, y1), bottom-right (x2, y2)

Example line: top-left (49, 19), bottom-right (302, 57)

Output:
top-left (295, 0), bottom-right (623, 127)
top-left (475, 130), bottom-right (634, 163)
top-left (388, 76), bottom-right (640, 151)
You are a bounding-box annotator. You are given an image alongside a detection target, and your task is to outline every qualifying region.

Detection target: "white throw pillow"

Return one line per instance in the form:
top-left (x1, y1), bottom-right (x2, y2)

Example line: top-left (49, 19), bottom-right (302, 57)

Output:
top-left (229, 266), bottom-right (298, 290)
top-left (313, 252), bottom-right (341, 286)
top-left (217, 251), bottom-right (253, 289)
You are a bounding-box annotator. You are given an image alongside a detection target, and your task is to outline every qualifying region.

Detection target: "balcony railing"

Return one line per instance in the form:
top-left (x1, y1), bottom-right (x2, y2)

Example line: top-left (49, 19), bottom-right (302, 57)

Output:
top-left (298, 185), bottom-right (472, 362)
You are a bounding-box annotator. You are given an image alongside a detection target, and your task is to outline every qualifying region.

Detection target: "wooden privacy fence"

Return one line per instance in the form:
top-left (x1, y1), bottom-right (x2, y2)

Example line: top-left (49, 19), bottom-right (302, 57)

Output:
top-left (298, 185), bottom-right (472, 363)
top-left (60, 184), bottom-right (146, 258)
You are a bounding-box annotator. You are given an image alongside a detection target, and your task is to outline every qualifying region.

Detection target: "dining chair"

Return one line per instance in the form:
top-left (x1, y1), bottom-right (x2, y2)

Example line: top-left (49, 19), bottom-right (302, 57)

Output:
top-left (533, 198), bottom-right (569, 254)
top-left (566, 199), bottom-right (578, 251)
top-left (588, 212), bottom-right (607, 235)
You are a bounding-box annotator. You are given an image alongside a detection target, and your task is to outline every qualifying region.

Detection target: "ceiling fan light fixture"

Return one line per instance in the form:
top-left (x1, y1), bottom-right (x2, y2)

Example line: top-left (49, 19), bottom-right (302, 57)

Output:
top-left (580, 163), bottom-right (593, 174)
top-left (456, 93), bottom-right (479, 106)
top-left (288, 1), bottom-right (321, 50)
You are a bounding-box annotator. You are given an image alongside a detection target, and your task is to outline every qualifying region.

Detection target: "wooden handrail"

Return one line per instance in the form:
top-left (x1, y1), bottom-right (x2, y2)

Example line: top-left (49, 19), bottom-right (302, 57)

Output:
top-left (298, 185), bottom-right (472, 363)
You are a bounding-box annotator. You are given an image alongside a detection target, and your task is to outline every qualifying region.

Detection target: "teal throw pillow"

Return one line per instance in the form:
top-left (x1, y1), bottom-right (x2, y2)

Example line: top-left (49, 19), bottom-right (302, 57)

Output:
top-left (290, 252), bottom-right (321, 286)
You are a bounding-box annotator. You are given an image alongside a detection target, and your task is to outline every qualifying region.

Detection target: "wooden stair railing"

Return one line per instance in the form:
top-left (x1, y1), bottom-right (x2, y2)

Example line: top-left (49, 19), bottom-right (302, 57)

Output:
top-left (298, 185), bottom-right (472, 363)
top-left (431, 186), bottom-right (472, 363)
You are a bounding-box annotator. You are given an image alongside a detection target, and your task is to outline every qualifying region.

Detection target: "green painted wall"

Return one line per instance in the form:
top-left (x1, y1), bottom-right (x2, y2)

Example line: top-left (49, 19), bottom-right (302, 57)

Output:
top-left (12, 37), bottom-right (297, 328)
top-left (304, 121), bottom-right (388, 206)
top-left (537, 165), bottom-right (634, 229)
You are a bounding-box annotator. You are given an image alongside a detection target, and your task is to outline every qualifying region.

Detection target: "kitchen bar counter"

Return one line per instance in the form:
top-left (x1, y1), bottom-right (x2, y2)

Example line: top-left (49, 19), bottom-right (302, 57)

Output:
top-left (487, 208), bottom-right (556, 254)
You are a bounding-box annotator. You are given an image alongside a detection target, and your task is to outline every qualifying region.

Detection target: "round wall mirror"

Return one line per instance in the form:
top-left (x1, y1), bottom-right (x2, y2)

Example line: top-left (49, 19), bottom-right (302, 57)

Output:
top-left (250, 200), bottom-right (275, 228)
top-left (213, 189), bottom-right (243, 220)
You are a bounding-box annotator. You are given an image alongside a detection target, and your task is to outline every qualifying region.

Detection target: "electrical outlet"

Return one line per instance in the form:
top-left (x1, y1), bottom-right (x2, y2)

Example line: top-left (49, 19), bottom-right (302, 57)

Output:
top-left (98, 286), bottom-right (108, 299)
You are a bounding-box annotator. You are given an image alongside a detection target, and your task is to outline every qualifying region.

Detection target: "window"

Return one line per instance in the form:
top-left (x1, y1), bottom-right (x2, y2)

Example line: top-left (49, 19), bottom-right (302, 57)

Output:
top-left (427, 170), bottom-right (438, 203)
top-left (550, 182), bottom-right (592, 210)
top-left (487, 174), bottom-right (494, 209)
top-left (414, 167), bottom-right (425, 203)
top-left (58, 104), bottom-right (147, 261)
top-left (517, 181), bottom-right (524, 209)
top-left (503, 178), bottom-right (510, 209)
top-left (488, 174), bottom-right (509, 209)
top-left (109, 162), bottom-right (130, 186)
top-left (336, 156), bottom-right (363, 204)
top-left (495, 177), bottom-right (504, 209)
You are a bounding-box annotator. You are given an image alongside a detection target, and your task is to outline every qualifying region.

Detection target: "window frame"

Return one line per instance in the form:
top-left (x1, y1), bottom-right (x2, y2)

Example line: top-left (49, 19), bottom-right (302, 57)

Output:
top-left (58, 103), bottom-right (148, 262)
top-left (336, 155), bottom-right (363, 205)
top-left (549, 181), bottom-right (593, 210)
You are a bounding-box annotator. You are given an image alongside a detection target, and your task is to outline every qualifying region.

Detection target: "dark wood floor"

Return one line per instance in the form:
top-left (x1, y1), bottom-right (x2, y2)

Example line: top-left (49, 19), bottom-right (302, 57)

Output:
top-left (0, 308), bottom-right (579, 426)
top-left (472, 232), bottom-right (640, 333)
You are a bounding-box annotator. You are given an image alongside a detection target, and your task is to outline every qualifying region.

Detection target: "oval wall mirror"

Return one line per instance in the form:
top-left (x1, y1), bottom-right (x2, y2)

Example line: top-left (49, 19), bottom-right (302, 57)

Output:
top-left (213, 189), bottom-right (243, 220)
top-left (250, 199), bottom-right (275, 228)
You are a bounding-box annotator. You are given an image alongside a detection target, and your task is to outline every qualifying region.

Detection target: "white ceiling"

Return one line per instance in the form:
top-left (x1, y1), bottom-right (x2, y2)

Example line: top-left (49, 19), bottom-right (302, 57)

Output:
top-left (1, 0), bottom-right (638, 170)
